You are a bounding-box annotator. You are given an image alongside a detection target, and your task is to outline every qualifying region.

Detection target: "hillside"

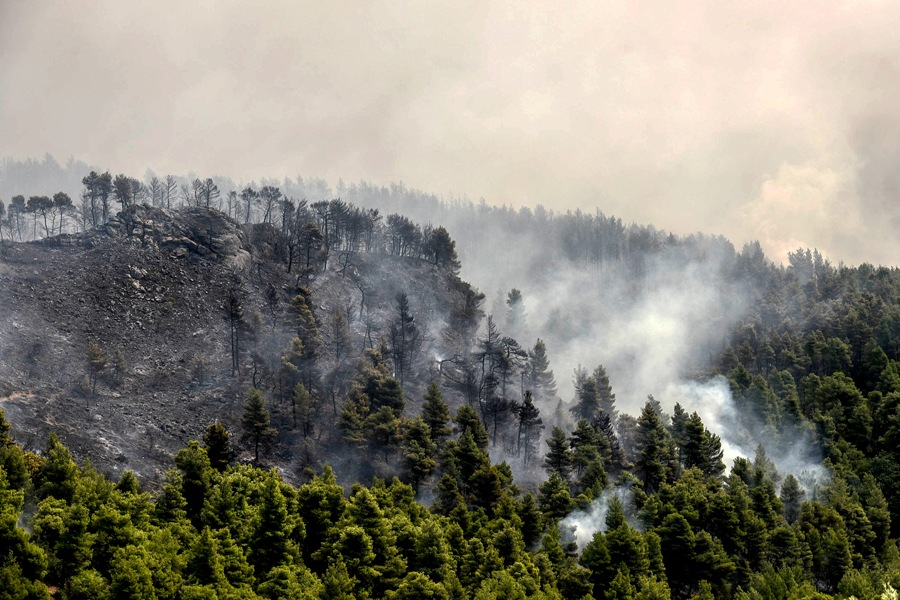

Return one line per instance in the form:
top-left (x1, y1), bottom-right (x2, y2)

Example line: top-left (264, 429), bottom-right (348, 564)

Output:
top-left (2, 187), bottom-right (900, 598)
top-left (0, 204), bottom-right (475, 486)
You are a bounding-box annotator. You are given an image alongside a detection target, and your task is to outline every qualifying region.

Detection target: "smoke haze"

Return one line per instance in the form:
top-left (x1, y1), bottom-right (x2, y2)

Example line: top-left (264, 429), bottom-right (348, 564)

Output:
top-left (560, 487), bottom-right (637, 552)
top-left (3, 1), bottom-right (900, 266)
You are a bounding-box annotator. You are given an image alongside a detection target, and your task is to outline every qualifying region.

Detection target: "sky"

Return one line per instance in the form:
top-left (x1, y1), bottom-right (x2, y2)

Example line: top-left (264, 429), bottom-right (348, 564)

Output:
top-left (2, 1), bottom-right (899, 266)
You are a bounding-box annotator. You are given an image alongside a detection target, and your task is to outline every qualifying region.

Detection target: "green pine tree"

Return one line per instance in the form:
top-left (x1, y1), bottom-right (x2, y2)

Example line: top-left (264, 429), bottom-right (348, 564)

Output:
top-left (202, 421), bottom-right (233, 472)
top-left (544, 426), bottom-right (573, 480)
top-left (241, 388), bottom-right (277, 464)
top-left (422, 382), bottom-right (452, 447)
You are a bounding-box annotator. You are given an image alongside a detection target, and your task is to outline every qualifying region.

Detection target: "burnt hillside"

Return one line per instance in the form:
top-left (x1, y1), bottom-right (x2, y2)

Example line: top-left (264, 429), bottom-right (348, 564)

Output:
top-left (0, 204), bottom-right (476, 485)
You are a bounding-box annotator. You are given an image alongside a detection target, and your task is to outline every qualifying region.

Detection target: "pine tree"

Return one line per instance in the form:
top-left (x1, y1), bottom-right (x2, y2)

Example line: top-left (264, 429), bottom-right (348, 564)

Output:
top-left (634, 402), bottom-right (677, 494)
top-left (345, 487), bottom-right (405, 596)
top-left (604, 497), bottom-right (649, 584)
top-left (593, 364), bottom-right (617, 423)
top-left (292, 383), bottom-right (315, 438)
top-left (366, 406), bottom-right (404, 463)
top-left (288, 287), bottom-right (321, 391)
top-left (202, 421), bottom-right (233, 472)
top-left (518, 492), bottom-right (544, 549)
top-left (702, 430), bottom-right (726, 479)
top-left (241, 388), bottom-right (277, 464)
top-left (506, 288), bottom-right (526, 335)
top-left (449, 430), bottom-right (491, 493)
top-left (528, 338), bottom-right (558, 402)
top-left (581, 532), bottom-right (614, 596)
top-left (516, 391), bottom-right (543, 467)
top-left (0, 409), bottom-right (11, 447)
top-left (343, 347), bottom-right (405, 420)
top-left (65, 569), bottom-right (109, 600)
top-left (475, 315), bottom-right (502, 418)
top-left (779, 474), bottom-right (804, 524)
top-left (595, 411), bottom-right (628, 476)
top-left (422, 382), bottom-right (452, 448)
top-left (482, 394), bottom-right (514, 448)
top-left (572, 371), bottom-right (600, 423)
top-left (682, 412), bottom-right (709, 472)
top-left (250, 474), bottom-right (299, 577)
top-left (544, 426), bottom-right (573, 480)
top-left (538, 472), bottom-right (575, 521)
top-left (569, 420), bottom-right (601, 479)
top-left (389, 292), bottom-right (422, 386)
top-left (339, 399), bottom-right (367, 447)
top-left (116, 470), bottom-right (140, 495)
top-left (0, 410), bottom-right (27, 490)
top-left (656, 512), bottom-right (695, 597)
top-left (296, 466), bottom-right (347, 571)
top-left (0, 467), bottom-right (51, 594)
top-left (110, 546), bottom-right (155, 599)
top-left (321, 556), bottom-right (355, 600)
top-left (36, 432), bottom-right (78, 502)
top-left (645, 394), bottom-right (667, 423)
top-left (338, 348), bottom-right (405, 462)
top-left (455, 404), bottom-right (489, 451)
top-left (401, 417), bottom-right (438, 492)
top-left (174, 440), bottom-right (212, 525)
top-left (225, 281), bottom-right (244, 377)
top-left (670, 403), bottom-right (689, 458)
top-left (423, 225), bottom-right (460, 271)
top-left (186, 527), bottom-right (226, 587)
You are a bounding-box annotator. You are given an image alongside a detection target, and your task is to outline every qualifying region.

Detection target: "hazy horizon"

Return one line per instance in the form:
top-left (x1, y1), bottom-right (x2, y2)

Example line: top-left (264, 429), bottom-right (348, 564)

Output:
top-left (3, 1), bottom-right (900, 266)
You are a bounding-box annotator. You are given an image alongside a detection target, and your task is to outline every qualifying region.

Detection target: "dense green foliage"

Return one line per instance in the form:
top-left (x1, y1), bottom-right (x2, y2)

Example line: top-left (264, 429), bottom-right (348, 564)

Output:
top-left (3, 381), bottom-right (900, 600)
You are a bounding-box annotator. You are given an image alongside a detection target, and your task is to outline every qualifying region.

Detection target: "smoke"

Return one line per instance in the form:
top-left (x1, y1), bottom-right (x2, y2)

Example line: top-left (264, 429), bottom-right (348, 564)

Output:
top-left (6, 2), bottom-right (900, 265)
top-left (558, 377), bottom-right (828, 553)
top-left (559, 486), bottom-right (637, 552)
top-left (664, 377), bottom-right (830, 493)
top-left (464, 236), bottom-right (745, 415)
top-left (666, 378), bottom-right (745, 463)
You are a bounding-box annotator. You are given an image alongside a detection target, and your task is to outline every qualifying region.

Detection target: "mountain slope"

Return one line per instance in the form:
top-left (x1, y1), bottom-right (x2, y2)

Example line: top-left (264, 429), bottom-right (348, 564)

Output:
top-left (0, 204), bottom-right (476, 484)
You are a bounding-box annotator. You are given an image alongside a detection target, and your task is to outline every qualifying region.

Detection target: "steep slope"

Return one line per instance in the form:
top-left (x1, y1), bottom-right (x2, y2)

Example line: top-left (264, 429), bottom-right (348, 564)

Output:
top-left (0, 205), bottom-right (476, 485)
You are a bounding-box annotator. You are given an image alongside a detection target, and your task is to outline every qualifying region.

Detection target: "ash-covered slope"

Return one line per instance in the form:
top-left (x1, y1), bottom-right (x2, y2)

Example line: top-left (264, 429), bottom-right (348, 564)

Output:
top-left (0, 204), bottom-right (475, 485)
top-left (0, 206), bottom-right (256, 481)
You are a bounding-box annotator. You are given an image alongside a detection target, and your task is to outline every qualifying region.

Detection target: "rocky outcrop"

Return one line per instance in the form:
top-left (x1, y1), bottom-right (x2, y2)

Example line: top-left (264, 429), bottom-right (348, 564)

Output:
top-left (104, 205), bottom-right (251, 268)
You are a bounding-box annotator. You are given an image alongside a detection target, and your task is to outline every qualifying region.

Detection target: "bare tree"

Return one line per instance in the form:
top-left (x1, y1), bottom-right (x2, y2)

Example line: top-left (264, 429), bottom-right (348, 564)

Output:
top-left (9, 196), bottom-right (25, 240)
top-left (225, 282), bottom-right (245, 377)
top-left (197, 178), bottom-right (220, 209)
top-left (164, 175), bottom-right (178, 209)
top-left (389, 292), bottom-right (423, 386)
top-left (259, 185), bottom-right (282, 224)
top-left (226, 190), bottom-right (238, 219)
top-left (240, 186), bottom-right (257, 223)
top-left (52, 192), bottom-right (72, 234)
top-left (86, 342), bottom-right (106, 400)
top-left (149, 176), bottom-right (163, 207)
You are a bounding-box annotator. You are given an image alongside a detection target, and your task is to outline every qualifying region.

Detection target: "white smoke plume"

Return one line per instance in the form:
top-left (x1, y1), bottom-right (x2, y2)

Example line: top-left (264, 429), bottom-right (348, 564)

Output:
top-left (559, 378), bottom-right (828, 554)
top-left (559, 486), bottom-right (637, 552)
top-left (664, 377), bottom-right (830, 493)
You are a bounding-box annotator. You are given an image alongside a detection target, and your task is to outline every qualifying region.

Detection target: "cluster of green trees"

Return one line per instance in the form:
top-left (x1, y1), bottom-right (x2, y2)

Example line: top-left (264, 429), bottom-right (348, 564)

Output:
top-left (4, 372), bottom-right (900, 600)
top-left (713, 248), bottom-right (900, 548)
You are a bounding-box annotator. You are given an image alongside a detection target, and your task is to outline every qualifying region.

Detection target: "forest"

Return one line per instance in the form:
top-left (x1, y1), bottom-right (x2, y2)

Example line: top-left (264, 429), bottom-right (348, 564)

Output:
top-left (1, 156), bottom-right (900, 599)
